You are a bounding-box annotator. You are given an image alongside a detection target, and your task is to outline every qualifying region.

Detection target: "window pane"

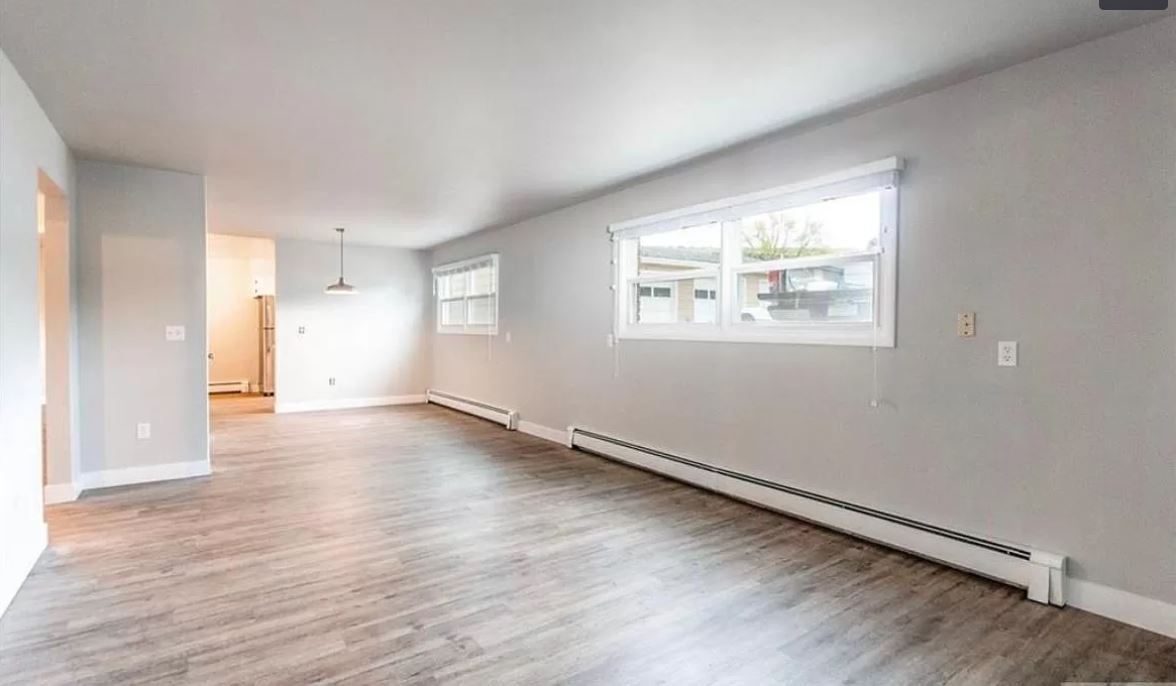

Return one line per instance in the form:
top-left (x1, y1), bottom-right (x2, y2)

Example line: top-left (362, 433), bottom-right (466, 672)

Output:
top-left (467, 295), bottom-right (496, 326)
top-left (739, 192), bottom-right (881, 263)
top-left (637, 223), bottom-right (721, 276)
top-left (469, 265), bottom-right (494, 296)
top-left (737, 259), bottom-right (874, 323)
top-left (440, 299), bottom-right (466, 327)
top-left (631, 279), bottom-right (716, 324)
top-left (438, 272), bottom-right (468, 299)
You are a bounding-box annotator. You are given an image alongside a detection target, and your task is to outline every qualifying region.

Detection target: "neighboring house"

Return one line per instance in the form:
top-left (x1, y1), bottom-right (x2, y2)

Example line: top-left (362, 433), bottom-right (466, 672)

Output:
top-left (638, 246), bottom-right (872, 323)
top-left (636, 246), bottom-right (719, 323)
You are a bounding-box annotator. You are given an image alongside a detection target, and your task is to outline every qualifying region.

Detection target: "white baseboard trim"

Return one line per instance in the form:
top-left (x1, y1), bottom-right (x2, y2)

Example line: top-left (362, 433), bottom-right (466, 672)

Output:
top-left (80, 459), bottom-right (212, 492)
top-left (517, 421), bottom-right (570, 445)
top-left (275, 394), bottom-right (426, 414)
top-left (44, 481), bottom-right (81, 505)
top-left (0, 521), bottom-right (48, 619)
top-left (1067, 578), bottom-right (1176, 639)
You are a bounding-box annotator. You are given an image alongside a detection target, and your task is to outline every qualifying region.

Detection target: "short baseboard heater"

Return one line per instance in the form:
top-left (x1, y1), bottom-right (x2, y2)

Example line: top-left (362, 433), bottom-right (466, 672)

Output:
top-left (425, 390), bottom-right (518, 430)
top-left (208, 380), bottom-right (249, 394)
top-left (567, 426), bottom-right (1066, 606)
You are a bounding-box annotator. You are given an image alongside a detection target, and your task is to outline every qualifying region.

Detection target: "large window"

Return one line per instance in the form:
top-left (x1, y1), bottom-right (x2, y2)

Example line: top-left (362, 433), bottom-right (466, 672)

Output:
top-left (611, 159), bottom-right (901, 346)
top-left (434, 254), bottom-right (498, 334)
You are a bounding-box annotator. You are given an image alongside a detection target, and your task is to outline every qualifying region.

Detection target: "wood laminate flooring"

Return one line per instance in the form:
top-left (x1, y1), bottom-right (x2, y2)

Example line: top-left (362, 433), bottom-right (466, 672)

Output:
top-left (1, 403), bottom-right (1173, 685)
top-left (210, 393), bottom-right (274, 416)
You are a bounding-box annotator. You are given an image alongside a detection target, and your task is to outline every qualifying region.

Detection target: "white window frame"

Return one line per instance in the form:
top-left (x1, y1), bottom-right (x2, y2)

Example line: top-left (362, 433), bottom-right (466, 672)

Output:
top-left (433, 253), bottom-right (499, 335)
top-left (610, 158), bottom-right (901, 347)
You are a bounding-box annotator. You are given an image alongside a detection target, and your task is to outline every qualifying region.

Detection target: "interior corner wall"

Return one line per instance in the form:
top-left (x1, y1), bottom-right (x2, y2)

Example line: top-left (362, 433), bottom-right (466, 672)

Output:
top-left (429, 18), bottom-right (1176, 607)
top-left (76, 161), bottom-right (209, 479)
top-left (274, 239), bottom-right (430, 410)
top-left (0, 45), bottom-right (74, 617)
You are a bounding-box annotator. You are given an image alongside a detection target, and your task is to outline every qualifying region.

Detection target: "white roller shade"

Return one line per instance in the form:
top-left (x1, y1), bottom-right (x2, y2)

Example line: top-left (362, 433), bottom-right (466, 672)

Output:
top-left (608, 157), bottom-right (904, 239)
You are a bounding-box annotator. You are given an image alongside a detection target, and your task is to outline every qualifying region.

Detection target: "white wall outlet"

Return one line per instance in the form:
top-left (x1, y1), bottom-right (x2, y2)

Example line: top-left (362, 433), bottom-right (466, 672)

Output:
top-left (298, 325), bottom-right (306, 334)
top-left (504, 331), bottom-right (512, 343)
top-left (957, 312), bottom-right (976, 338)
top-left (606, 334), bottom-right (615, 348)
top-left (165, 325), bottom-right (186, 342)
top-left (997, 341), bottom-right (1018, 367)
top-left (328, 377), bottom-right (336, 386)
top-left (136, 422), bottom-right (151, 439)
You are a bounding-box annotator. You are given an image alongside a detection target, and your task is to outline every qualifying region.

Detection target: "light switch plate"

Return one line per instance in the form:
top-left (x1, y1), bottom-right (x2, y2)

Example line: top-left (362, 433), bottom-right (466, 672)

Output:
top-left (137, 422), bottom-right (151, 439)
top-left (998, 341), bottom-right (1018, 367)
top-left (165, 325), bottom-right (186, 342)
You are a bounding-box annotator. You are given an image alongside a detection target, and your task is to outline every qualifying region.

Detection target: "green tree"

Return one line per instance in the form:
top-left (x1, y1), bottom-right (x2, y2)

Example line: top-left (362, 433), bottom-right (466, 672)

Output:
top-left (742, 214), bottom-right (829, 261)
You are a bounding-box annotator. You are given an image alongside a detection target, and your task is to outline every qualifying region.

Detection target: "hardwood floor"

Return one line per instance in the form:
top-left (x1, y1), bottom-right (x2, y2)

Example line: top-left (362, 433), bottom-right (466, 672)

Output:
top-left (2, 404), bottom-right (1173, 685)
top-left (209, 392), bottom-right (274, 416)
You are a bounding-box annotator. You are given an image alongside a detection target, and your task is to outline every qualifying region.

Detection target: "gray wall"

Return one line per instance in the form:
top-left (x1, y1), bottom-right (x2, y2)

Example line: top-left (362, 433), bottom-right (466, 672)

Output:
top-left (76, 161), bottom-right (209, 473)
top-left (275, 239), bottom-right (430, 409)
top-left (431, 19), bottom-right (1176, 604)
top-left (0, 44), bottom-right (75, 613)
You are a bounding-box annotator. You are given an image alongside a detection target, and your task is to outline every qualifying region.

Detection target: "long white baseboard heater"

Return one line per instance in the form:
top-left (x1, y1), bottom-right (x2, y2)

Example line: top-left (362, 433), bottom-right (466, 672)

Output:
top-left (426, 390), bottom-right (518, 430)
top-left (567, 426), bottom-right (1066, 606)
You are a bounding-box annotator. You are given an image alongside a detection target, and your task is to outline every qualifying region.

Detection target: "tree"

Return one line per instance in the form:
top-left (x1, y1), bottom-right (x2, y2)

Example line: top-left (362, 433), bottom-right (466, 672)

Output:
top-left (741, 214), bottom-right (829, 261)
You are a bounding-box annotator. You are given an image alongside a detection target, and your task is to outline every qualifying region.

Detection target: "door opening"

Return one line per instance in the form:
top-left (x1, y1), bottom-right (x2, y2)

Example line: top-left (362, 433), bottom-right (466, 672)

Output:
top-left (39, 170), bottom-right (78, 505)
top-left (206, 234), bottom-right (276, 418)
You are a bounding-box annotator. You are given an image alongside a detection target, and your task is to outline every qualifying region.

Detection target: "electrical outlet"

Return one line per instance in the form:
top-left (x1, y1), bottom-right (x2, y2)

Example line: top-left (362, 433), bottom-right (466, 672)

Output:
top-left (137, 422), bottom-right (151, 439)
top-left (298, 326), bottom-right (306, 334)
top-left (998, 341), bottom-right (1018, 367)
top-left (328, 377), bottom-right (336, 386)
top-left (165, 325), bottom-right (186, 342)
top-left (504, 331), bottom-right (512, 343)
top-left (606, 334), bottom-right (615, 348)
top-left (957, 312), bottom-right (976, 338)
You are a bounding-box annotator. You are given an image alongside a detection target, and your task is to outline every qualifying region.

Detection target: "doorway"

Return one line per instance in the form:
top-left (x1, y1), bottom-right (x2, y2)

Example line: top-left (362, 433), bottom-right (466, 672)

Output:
top-left (39, 171), bottom-right (78, 505)
top-left (206, 234), bottom-right (276, 417)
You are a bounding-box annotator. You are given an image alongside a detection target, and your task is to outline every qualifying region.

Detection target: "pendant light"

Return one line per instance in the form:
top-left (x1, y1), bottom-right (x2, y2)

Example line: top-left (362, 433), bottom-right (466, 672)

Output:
top-left (324, 227), bottom-right (357, 295)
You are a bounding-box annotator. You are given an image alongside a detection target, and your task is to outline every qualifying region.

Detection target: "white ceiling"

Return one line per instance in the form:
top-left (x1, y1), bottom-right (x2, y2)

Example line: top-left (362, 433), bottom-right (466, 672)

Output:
top-left (0, 1), bottom-right (1166, 248)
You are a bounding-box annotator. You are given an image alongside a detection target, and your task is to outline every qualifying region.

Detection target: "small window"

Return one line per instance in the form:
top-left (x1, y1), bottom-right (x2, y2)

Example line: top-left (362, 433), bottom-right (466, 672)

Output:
top-left (433, 254), bottom-right (498, 334)
top-left (610, 159), bottom-right (901, 346)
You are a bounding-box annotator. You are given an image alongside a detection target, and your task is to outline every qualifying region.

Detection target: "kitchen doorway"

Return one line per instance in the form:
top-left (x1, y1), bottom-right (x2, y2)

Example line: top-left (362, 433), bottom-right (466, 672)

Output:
top-left (206, 235), bottom-right (276, 417)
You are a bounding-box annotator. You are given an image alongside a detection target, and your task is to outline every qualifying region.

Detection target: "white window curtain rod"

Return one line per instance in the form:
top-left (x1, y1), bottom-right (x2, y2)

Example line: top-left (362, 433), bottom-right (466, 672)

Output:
top-left (607, 157), bottom-right (904, 240)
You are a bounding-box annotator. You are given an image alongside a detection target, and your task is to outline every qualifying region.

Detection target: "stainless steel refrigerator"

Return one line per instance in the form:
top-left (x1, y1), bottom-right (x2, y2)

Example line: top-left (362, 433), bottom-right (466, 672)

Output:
top-left (258, 295), bottom-right (276, 395)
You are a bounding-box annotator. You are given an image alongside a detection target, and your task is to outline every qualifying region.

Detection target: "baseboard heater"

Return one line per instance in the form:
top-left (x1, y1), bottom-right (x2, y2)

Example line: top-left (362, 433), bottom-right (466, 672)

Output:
top-left (567, 426), bottom-right (1066, 606)
top-left (426, 390), bottom-right (518, 430)
top-left (209, 380), bottom-right (249, 394)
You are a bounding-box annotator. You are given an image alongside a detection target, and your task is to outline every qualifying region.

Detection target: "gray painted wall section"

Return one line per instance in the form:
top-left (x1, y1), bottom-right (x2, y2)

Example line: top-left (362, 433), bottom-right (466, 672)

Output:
top-left (431, 19), bottom-right (1176, 603)
top-left (76, 161), bottom-right (209, 473)
top-left (0, 44), bottom-right (75, 614)
top-left (275, 239), bottom-right (430, 407)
